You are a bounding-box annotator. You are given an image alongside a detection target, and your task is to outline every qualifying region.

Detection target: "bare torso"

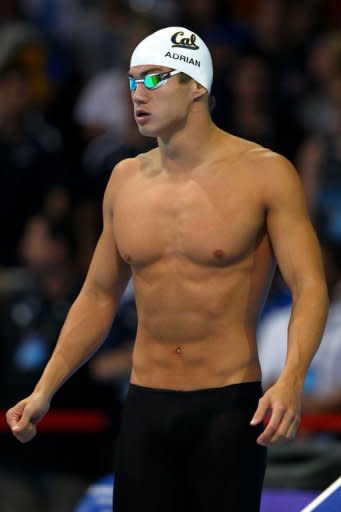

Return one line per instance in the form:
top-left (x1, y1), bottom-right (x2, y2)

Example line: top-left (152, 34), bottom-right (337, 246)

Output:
top-left (112, 133), bottom-right (276, 389)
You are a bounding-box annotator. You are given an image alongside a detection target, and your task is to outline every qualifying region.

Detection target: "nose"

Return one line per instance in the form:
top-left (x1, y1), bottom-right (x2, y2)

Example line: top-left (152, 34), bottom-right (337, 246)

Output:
top-left (132, 82), bottom-right (148, 104)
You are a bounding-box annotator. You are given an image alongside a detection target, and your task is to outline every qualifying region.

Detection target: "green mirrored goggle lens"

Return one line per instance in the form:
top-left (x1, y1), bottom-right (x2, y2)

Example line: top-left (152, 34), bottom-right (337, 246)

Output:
top-left (144, 74), bottom-right (164, 89)
top-left (129, 73), bottom-right (163, 92)
top-left (128, 76), bottom-right (136, 91)
top-left (128, 70), bottom-right (180, 92)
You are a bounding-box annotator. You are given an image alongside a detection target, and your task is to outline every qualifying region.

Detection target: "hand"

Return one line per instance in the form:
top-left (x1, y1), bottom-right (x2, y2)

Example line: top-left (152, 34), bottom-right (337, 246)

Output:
top-left (6, 393), bottom-right (50, 443)
top-left (250, 379), bottom-right (301, 446)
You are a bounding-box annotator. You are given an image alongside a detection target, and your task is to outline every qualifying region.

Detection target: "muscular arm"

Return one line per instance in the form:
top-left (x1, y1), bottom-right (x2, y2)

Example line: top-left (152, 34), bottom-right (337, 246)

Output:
top-left (251, 152), bottom-right (329, 444)
top-left (34, 176), bottom-right (130, 400)
top-left (7, 163), bottom-right (131, 441)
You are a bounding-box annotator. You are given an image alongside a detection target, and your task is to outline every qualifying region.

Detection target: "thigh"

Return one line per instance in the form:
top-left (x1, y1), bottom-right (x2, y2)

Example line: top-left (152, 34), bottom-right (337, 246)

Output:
top-left (188, 407), bottom-right (267, 512)
top-left (113, 392), bottom-right (186, 512)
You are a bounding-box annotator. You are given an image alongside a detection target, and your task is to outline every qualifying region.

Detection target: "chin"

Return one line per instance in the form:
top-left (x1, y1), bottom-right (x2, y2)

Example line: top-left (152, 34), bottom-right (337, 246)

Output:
top-left (138, 125), bottom-right (159, 138)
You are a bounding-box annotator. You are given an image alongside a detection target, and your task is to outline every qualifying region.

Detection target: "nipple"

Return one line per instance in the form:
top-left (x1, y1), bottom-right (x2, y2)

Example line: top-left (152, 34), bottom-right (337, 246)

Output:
top-left (213, 249), bottom-right (225, 259)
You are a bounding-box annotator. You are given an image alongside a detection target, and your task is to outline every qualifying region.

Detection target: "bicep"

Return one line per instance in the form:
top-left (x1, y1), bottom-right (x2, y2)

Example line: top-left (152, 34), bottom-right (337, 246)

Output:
top-left (85, 227), bottom-right (131, 300)
top-left (82, 172), bottom-right (131, 301)
top-left (265, 157), bottom-right (325, 294)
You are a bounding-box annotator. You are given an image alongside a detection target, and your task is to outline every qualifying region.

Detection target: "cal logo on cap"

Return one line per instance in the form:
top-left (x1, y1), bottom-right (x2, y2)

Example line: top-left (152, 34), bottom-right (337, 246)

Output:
top-left (171, 31), bottom-right (200, 50)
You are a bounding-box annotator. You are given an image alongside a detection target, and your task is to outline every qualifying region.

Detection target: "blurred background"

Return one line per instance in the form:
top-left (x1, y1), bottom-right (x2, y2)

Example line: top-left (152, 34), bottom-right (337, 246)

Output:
top-left (0, 0), bottom-right (340, 511)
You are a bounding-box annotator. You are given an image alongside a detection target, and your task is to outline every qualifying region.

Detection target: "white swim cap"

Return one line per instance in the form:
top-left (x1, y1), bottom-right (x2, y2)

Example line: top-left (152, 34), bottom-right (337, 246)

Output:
top-left (130, 26), bottom-right (213, 93)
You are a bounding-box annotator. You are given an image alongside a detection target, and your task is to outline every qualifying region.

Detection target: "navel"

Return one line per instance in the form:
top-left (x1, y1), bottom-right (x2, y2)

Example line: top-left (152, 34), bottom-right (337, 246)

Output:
top-left (175, 346), bottom-right (182, 355)
top-left (213, 249), bottom-right (225, 259)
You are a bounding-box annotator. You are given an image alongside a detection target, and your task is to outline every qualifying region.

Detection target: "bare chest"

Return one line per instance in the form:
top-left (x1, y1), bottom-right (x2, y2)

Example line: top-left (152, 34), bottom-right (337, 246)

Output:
top-left (113, 174), bottom-right (265, 267)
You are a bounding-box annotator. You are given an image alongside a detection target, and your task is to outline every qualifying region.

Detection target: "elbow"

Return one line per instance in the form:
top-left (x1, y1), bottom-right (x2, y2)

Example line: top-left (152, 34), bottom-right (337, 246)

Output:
top-left (81, 282), bottom-right (117, 310)
top-left (292, 277), bottom-right (329, 309)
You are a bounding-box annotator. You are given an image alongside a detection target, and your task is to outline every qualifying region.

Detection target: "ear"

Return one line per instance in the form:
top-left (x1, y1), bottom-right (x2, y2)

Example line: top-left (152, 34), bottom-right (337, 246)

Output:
top-left (192, 82), bottom-right (207, 101)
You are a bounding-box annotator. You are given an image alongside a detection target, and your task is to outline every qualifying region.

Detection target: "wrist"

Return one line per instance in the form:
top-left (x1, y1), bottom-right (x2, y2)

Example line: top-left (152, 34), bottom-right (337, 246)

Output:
top-left (277, 372), bottom-right (305, 392)
top-left (33, 383), bottom-right (54, 404)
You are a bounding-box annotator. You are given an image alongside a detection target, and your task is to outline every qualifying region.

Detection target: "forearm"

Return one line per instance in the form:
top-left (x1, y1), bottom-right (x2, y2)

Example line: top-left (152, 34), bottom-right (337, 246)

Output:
top-left (34, 287), bottom-right (117, 401)
top-left (280, 280), bottom-right (329, 388)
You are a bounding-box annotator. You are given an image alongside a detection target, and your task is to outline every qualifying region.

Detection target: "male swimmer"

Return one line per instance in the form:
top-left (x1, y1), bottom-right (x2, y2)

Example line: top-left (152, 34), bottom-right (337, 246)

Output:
top-left (7, 27), bottom-right (328, 512)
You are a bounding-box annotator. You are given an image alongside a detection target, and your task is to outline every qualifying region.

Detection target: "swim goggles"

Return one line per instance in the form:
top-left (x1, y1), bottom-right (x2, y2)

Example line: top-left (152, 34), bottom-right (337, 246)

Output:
top-left (128, 70), bottom-right (181, 92)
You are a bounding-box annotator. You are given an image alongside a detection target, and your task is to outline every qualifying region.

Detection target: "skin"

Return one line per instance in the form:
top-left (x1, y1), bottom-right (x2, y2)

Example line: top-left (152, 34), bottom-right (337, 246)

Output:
top-left (7, 65), bottom-right (328, 447)
top-left (263, 244), bottom-right (341, 414)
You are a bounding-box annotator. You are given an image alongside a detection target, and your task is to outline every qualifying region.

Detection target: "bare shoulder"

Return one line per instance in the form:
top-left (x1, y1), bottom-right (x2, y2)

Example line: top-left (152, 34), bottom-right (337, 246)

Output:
top-left (227, 134), bottom-right (293, 174)
top-left (241, 143), bottom-right (298, 181)
top-left (233, 139), bottom-right (303, 201)
top-left (219, 133), bottom-right (307, 212)
top-left (105, 156), bottom-right (139, 193)
top-left (104, 148), bottom-right (159, 201)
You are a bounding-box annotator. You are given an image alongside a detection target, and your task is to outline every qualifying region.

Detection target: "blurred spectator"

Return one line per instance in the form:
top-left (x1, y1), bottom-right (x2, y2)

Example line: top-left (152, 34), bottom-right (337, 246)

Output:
top-left (220, 53), bottom-right (302, 158)
top-left (282, 1), bottom-right (321, 57)
top-left (81, 90), bottom-right (153, 201)
top-left (71, 0), bottom-right (136, 78)
top-left (224, 54), bottom-right (277, 148)
top-left (43, 185), bottom-right (73, 223)
top-left (0, 2), bottom-right (53, 106)
top-left (0, 0), bottom-right (23, 19)
top-left (21, 0), bottom-right (84, 43)
top-left (6, 2), bottom-right (84, 179)
top-left (298, 70), bottom-right (341, 241)
top-left (0, 1), bottom-right (35, 66)
top-left (258, 240), bottom-right (341, 415)
top-left (250, 0), bottom-right (284, 65)
top-left (0, 60), bottom-right (71, 266)
top-left (74, 15), bottom-right (155, 205)
top-left (323, 0), bottom-right (341, 26)
top-left (0, 214), bottom-right (117, 511)
top-left (74, 15), bottom-right (154, 142)
top-left (128, 0), bottom-right (179, 25)
top-left (74, 67), bottom-right (129, 142)
top-left (26, 185), bottom-right (100, 279)
top-left (298, 31), bottom-right (341, 135)
top-left (277, 1), bottom-right (322, 110)
top-left (178, 0), bottom-right (228, 32)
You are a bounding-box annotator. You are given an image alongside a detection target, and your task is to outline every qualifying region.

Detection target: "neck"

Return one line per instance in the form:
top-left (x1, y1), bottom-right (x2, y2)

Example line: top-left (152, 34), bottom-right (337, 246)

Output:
top-left (157, 107), bottom-right (219, 175)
